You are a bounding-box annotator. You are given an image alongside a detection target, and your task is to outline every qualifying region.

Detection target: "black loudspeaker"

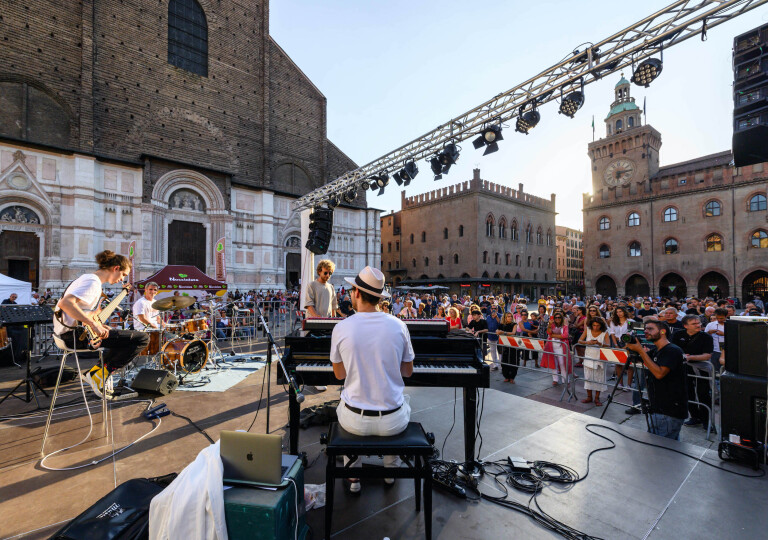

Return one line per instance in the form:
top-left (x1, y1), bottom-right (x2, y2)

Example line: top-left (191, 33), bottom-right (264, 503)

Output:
top-left (720, 371), bottom-right (767, 445)
top-left (732, 24), bottom-right (768, 167)
top-left (724, 320), bottom-right (768, 378)
top-left (131, 369), bottom-right (178, 396)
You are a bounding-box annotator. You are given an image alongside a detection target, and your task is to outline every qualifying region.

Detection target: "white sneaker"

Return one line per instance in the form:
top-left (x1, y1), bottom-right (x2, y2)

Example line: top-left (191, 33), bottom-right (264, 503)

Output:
top-left (314, 386), bottom-right (327, 392)
top-left (347, 479), bottom-right (361, 493)
top-left (384, 478), bottom-right (395, 485)
top-left (82, 366), bottom-right (107, 398)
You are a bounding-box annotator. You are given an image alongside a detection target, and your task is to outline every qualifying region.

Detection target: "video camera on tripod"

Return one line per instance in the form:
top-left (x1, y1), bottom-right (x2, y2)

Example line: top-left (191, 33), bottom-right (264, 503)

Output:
top-left (619, 321), bottom-right (650, 348)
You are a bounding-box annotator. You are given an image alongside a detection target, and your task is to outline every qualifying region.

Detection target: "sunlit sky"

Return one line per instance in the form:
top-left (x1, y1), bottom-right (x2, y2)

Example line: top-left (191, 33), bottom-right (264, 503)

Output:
top-left (270, 1), bottom-right (768, 230)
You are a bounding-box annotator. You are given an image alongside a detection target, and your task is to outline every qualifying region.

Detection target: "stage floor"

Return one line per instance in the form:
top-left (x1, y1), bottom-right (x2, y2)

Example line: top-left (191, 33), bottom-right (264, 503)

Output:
top-left (0, 361), bottom-right (765, 539)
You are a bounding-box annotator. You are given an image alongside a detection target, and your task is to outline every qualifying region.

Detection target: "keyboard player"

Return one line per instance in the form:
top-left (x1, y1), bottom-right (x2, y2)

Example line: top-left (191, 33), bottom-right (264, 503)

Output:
top-left (331, 266), bottom-right (414, 494)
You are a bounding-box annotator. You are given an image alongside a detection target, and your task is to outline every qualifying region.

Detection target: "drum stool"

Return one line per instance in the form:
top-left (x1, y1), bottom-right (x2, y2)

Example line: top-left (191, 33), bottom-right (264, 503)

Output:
top-left (41, 334), bottom-right (108, 458)
top-left (321, 422), bottom-right (435, 540)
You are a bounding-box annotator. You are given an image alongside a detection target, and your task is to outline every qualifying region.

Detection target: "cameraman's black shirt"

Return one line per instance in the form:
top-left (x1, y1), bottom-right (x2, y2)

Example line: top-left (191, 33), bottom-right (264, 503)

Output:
top-left (670, 330), bottom-right (713, 356)
top-left (646, 343), bottom-right (688, 419)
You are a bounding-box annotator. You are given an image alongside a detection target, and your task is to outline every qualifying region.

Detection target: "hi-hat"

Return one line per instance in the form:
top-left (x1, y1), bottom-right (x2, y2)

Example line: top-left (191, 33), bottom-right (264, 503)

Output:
top-left (152, 296), bottom-right (196, 311)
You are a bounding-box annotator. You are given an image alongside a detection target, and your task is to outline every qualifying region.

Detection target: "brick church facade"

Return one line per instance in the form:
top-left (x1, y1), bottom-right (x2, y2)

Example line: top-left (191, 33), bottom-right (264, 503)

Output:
top-left (583, 76), bottom-right (768, 301)
top-left (0, 0), bottom-right (380, 290)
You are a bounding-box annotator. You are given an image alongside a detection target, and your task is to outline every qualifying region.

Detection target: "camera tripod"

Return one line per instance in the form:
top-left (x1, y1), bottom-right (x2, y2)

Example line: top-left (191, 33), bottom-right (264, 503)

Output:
top-left (600, 352), bottom-right (655, 433)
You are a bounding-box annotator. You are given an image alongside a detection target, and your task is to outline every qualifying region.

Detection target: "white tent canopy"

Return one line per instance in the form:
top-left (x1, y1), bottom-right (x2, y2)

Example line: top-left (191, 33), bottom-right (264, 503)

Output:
top-left (0, 273), bottom-right (33, 304)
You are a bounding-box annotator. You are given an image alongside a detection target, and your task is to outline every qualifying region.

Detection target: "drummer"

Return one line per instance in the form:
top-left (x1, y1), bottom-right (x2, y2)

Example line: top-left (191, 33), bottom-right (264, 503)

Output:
top-left (133, 282), bottom-right (163, 331)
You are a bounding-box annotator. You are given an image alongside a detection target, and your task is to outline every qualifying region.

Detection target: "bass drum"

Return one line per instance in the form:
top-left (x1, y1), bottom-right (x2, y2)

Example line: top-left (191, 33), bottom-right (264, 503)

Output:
top-left (161, 338), bottom-right (208, 373)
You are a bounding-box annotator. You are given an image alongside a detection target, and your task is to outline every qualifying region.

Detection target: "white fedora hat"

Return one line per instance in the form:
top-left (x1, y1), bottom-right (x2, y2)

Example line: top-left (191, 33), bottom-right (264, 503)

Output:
top-left (344, 266), bottom-right (391, 298)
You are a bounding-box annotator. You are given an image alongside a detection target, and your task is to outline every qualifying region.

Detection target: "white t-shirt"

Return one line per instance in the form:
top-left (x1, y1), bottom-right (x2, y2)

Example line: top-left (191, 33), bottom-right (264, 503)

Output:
top-left (705, 321), bottom-right (724, 352)
top-left (330, 311), bottom-right (415, 411)
top-left (54, 274), bottom-right (102, 335)
top-left (133, 296), bottom-right (160, 331)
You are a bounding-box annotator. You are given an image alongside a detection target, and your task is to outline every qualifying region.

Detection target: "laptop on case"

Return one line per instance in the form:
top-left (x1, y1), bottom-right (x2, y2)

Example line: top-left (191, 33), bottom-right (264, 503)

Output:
top-left (220, 431), bottom-right (298, 487)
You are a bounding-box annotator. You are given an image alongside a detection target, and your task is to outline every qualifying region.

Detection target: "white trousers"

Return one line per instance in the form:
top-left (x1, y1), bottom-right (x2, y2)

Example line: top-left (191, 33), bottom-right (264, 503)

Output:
top-left (336, 395), bottom-right (411, 468)
top-left (488, 341), bottom-right (499, 366)
top-left (551, 342), bottom-right (567, 383)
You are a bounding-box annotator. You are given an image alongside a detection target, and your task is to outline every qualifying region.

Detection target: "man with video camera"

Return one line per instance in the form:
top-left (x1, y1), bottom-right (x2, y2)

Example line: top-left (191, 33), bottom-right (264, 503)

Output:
top-left (625, 320), bottom-right (688, 441)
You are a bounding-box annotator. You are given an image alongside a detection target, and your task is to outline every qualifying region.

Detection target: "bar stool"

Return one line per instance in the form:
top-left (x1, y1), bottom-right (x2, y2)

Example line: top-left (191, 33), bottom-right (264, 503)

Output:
top-left (321, 422), bottom-right (435, 540)
top-left (40, 334), bottom-right (109, 458)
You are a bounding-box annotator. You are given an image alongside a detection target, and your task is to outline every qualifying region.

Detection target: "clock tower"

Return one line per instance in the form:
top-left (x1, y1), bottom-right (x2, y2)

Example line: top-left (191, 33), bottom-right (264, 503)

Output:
top-left (587, 75), bottom-right (661, 193)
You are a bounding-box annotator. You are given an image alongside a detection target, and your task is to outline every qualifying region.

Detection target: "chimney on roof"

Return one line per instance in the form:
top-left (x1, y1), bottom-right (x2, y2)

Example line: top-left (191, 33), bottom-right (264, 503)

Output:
top-left (518, 183), bottom-right (524, 193)
top-left (473, 168), bottom-right (481, 181)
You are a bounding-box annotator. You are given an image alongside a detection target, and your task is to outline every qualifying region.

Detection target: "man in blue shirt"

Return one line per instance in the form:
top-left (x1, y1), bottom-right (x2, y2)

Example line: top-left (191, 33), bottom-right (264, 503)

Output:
top-left (486, 305), bottom-right (502, 371)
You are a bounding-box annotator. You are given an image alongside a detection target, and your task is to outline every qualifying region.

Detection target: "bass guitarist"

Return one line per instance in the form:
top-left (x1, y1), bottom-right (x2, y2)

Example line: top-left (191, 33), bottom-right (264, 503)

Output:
top-left (53, 250), bottom-right (149, 398)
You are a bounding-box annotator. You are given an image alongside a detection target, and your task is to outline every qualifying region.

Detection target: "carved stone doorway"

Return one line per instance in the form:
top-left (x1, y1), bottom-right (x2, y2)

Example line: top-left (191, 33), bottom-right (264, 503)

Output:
top-left (0, 231), bottom-right (39, 288)
top-left (168, 221), bottom-right (206, 271)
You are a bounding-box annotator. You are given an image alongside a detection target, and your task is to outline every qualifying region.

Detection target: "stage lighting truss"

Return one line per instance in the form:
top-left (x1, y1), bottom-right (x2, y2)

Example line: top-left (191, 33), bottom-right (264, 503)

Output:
top-left (472, 124), bottom-right (504, 155)
top-left (515, 102), bottom-right (540, 135)
top-left (294, 0), bottom-right (768, 210)
top-left (558, 78), bottom-right (585, 118)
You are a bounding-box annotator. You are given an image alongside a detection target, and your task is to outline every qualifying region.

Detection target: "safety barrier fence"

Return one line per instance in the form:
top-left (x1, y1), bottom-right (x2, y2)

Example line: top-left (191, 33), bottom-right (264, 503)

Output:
top-left (493, 334), bottom-right (577, 402)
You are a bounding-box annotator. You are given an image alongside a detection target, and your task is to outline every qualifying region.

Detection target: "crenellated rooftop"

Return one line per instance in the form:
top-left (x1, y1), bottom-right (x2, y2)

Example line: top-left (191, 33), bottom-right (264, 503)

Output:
top-left (402, 168), bottom-right (556, 212)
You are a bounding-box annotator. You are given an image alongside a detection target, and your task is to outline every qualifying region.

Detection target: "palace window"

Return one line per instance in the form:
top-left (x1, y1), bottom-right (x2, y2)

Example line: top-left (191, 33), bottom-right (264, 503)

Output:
top-left (494, 253), bottom-right (500, 264)
top-left (168, 0), bottom-right (209, 77)
top-left (664, 238), bottom-right (679, 254)
top-left (536, 227), bottom-right (543, 245)
top-left (511, 221), bottom-right (519, 240)
top-left (421, 231), bottom-right (426, 242)
top-left (627, 212), bottom-right (640, 227)
top-left (439, 255), bottom-right (444, 266)
top-left (663, 207), bottom-right (678, 222)
top-left (598, 216), bottom-right (610, 230)
top-left (443, 227), bottom-right (449, 239)
top-left (704, 200), bottom-right (721, 217)
top-left (525, 225), bottom-right (532, 244)
top-left (628, 241), bottom-right (641, 257)
top-left (751, 230), bottom-right (768, 249)
top-left (749, 194), bottom-right (767, 212)
top-left (486, 215), bottom-right (495, 237)
top-left (458, 225), bottom-right (464, 237)
top-left (483, 251), bottom-right (488, 263)
top-left (706, 234), bottom-right (723, 252)
top-left (453, 253), bottom-right (459, 264)
top-left (499, 220), bottom-right (507, 239)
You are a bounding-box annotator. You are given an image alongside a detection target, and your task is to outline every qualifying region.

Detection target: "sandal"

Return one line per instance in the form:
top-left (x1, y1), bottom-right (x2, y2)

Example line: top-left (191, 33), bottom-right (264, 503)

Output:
top-left (594, 399), bottom-right (602, 407)
top-left (580, 397), bottom-right (593, 404)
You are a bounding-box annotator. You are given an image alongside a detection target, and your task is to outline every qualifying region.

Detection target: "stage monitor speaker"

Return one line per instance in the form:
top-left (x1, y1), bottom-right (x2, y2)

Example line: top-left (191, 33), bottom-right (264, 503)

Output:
top-left (131, 369), bottom-right (178, 396)
top-left (720, 371), bottom-right (767, 445)
top-left (724, 320), bottom-right (768, 378)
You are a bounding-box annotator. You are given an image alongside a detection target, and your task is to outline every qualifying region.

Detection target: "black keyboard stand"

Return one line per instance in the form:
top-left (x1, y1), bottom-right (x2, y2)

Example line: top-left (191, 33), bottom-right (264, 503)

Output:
top-left (0, 324), bottom-right (49, 407)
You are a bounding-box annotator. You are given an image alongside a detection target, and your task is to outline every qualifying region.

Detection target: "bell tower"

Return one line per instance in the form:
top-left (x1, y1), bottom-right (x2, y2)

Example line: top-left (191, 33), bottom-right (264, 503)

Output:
top-left (587, 75), bottom-right (662, 193)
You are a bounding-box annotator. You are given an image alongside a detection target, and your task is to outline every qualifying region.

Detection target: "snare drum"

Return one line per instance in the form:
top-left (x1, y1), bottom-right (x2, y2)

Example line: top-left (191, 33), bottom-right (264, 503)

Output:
top-left (0, 327), bottom-right (8, 349)
top-left (139, 330), bottom-right (162, 356)
top-left (161, 338), bottom-right (208, 373)
top-left (182, 318), bottom-right (209, 334)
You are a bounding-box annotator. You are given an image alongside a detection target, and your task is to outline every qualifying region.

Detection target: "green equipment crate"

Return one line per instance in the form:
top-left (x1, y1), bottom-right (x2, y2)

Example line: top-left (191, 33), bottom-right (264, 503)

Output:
top-left (224, 458), bottom-right (309, 540)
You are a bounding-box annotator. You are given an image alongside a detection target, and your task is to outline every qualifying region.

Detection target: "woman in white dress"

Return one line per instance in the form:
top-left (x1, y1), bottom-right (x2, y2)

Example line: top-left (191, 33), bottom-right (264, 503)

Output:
top-left (578, 317), bottom-right (610, 406)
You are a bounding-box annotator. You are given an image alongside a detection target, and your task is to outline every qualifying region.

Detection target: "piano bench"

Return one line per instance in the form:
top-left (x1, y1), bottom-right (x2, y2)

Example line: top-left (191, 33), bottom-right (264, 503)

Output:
top-left (321, 422), bottom-right (435, 540)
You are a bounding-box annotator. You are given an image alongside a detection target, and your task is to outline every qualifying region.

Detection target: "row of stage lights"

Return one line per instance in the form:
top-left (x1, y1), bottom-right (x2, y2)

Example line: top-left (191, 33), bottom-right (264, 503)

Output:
top-left (321, 54), bottom-right (663, 204)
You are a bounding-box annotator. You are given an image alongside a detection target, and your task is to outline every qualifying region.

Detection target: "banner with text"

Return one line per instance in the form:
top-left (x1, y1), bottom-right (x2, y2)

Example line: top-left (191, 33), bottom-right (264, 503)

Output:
top-left (214, 237), bottom-right (226, 282)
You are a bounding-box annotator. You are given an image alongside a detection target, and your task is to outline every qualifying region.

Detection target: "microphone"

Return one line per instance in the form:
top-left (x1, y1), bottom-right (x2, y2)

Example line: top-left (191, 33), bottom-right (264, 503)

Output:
top-left (290, 377), bottom-right (305, 403)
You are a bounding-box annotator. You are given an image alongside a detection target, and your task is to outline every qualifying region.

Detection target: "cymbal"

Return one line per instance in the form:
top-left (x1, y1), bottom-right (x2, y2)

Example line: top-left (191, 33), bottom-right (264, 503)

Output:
top-left (152, 296), bottom-right (196, 311)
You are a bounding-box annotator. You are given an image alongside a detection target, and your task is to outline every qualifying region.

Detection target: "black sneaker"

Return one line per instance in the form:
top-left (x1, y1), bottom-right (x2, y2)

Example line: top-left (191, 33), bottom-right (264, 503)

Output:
top-left (625, 407), bottom-right (640, 415)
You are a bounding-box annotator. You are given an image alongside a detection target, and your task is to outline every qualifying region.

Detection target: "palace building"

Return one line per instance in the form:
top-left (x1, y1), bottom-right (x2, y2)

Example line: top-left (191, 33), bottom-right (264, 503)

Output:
top-left (555, 226), bottom-right (584, 296)
top-left (0, 0), bottom-right (380, 291)
top-left (583, 76), bottom-right (768, 301)
top-left (380, 169), bottom-right (558, 298)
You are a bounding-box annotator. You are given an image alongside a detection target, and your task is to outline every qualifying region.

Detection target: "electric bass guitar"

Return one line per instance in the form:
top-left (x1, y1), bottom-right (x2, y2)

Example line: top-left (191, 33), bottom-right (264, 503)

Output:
top-left (70, 284), bottom-right (132, 349)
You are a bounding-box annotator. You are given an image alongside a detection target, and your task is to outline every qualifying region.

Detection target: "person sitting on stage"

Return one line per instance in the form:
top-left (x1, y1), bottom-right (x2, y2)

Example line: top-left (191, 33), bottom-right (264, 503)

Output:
top-left (54, 250), bottom-right (149, 398)
top-left (331, 266), bottom-right (414, 494)
top-left (305, 259), bottom-right (341, 318)
top-left (132, 282), bottom-right (162, 331)
top-left (625, 320), bottom-right (688, 440)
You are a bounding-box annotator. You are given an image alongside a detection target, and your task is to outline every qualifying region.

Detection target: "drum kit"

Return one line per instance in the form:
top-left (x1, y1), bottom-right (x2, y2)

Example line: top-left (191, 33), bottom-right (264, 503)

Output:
top-left (138, 295), bottom-right (220, 376)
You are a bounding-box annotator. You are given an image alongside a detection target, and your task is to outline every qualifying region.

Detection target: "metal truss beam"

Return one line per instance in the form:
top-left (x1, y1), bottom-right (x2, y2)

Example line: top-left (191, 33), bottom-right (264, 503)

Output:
top-left (294, 0), bottom-right (768, 210)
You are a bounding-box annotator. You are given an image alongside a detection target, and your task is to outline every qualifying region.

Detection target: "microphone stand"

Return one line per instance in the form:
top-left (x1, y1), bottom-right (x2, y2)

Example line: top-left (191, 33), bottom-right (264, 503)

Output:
top-left (252, 299), bottom-right (304, 436)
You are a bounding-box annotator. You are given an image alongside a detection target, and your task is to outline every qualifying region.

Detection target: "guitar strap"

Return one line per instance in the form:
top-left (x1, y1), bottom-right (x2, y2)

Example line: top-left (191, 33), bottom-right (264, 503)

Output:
top-left (53, 276), bottom-right (103, 332)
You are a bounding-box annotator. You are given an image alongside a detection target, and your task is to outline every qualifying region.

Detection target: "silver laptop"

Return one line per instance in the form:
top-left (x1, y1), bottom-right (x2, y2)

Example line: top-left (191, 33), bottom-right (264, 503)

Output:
top-left (220, 431), bottom-right (298, 487)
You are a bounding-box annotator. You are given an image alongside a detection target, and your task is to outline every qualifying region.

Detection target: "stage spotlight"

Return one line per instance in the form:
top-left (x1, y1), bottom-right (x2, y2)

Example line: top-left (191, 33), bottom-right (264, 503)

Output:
top-left (343, 187), bottom-right (357, 204)
top-left (559, 91), bottom-right (584, 118)
top-left (438, 142), bottom-right (460, 171)
top-left (328, 194), bottom-right (340, 208)
top-left (473, 125), bottom-right (503, 155)
top-left (515, 104), bottom-right (540, 135)
top-left (430, 156), bottom-right (443, 180)
top-left (403, 160), bottom-right (418, 181)
top-left (631, 57), bottom-right (663, 87)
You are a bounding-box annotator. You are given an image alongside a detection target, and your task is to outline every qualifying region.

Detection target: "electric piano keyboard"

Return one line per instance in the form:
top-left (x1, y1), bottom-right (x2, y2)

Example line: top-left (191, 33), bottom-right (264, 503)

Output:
top-left (282, 324), bottom-right (490, 464)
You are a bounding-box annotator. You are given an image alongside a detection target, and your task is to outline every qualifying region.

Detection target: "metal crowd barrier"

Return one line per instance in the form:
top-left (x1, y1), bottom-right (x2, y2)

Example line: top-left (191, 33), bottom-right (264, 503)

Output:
top-left (566, 342), bottom-right (717, 440)
top-left (495, 334), bottom-right (577, 402)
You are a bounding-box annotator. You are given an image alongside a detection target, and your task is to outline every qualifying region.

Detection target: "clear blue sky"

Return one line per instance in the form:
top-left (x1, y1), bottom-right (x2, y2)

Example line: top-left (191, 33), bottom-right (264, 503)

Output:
top-left (270, 1), bottom-right (768, 230)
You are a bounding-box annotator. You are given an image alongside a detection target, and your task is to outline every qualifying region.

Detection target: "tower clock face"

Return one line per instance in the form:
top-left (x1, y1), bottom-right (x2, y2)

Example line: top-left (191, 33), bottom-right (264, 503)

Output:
top-left (603, 158), bottom-right (636, 186)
